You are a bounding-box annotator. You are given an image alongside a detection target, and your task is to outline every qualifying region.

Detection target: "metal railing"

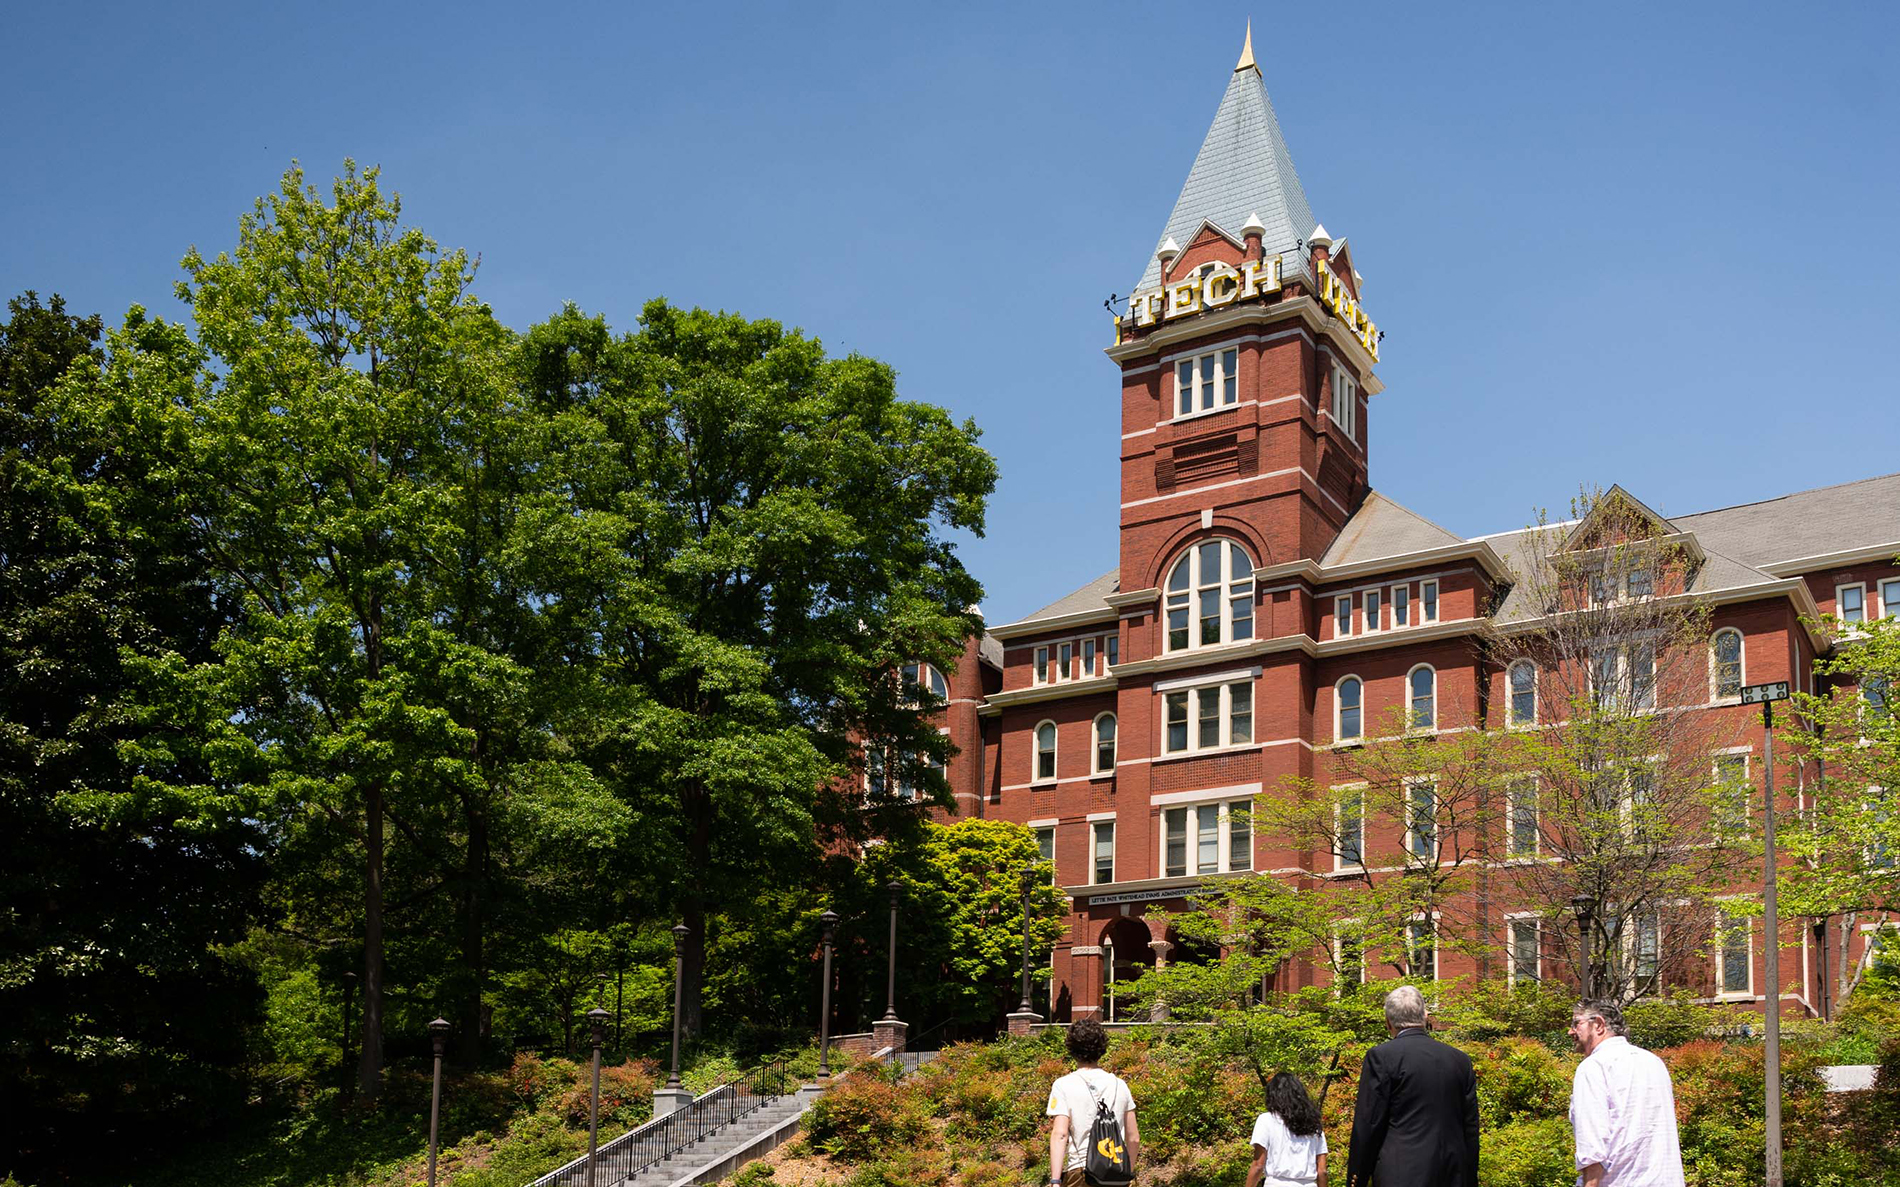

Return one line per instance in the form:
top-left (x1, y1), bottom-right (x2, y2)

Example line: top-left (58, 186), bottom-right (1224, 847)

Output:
top-left (527, 1056), bottom-right (792, 1187)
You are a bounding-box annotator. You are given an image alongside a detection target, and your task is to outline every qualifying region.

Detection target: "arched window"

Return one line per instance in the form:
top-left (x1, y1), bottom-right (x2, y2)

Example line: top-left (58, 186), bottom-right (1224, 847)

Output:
top-left (1093, 713), bottom-right (1117, 774)
top-left (1508, 660), bottom-right (1536, 726)
top-left (1408, 665), bottom-right (1437, 731)
top-left (1164, 539), bottom-right (1255, 652)
top-left (901, 661), bottom-right (949, 704)
top-left (1034, 721), bottom-right (1057, 782)
top-left (1711, 630), bottom-right (1743, 701)
top-left (1336, 676), bottom-right (1363, 742)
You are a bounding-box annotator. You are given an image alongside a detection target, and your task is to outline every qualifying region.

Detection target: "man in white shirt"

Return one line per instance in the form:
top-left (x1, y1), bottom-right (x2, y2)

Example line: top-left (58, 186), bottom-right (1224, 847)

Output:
top-left (1045, 1017), bottom-right (1139, 1186)
top-left (1567, 999), bottom-right (1685, 1187)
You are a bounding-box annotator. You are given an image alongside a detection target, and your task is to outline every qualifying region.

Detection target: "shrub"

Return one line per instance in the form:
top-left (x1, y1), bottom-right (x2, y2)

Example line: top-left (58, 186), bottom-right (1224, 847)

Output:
top-left (1623, 992), bottom-right (1720, 1049)
top-left (1470, 1037), bottom-right (1574, 1128)
top-left (802, 1068), bottom-right (930, 1162)
top-left (558, 1057), bottom-right (659, 1128)
top-left (1477, 1115), bottom-right (1574, 1187)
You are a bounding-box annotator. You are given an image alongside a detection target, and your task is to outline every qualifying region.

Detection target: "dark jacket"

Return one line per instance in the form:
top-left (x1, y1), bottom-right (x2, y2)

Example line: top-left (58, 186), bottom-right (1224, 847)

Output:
top-left (1345, 1027), bottom-right (1480, 1187)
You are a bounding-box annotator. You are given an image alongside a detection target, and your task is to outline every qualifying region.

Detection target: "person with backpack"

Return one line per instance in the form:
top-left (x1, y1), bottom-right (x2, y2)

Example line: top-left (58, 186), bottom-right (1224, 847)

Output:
top-left (1045, 1017), bottom-right (1139, 1186)
top-left (1245, 1071), bottom-right (1329, 1187)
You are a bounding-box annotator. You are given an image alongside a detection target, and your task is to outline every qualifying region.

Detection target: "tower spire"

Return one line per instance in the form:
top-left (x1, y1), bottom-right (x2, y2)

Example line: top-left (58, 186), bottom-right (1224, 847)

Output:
top-left (1235, 20), bottom-right (1256, 73)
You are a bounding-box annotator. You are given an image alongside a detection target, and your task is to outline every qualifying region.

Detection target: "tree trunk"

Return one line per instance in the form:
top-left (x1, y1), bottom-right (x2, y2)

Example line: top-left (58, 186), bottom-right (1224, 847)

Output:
top-left (457, 805), bottom-right (488, 1067)
top-left (358, 781), bottom-right (385, 1101)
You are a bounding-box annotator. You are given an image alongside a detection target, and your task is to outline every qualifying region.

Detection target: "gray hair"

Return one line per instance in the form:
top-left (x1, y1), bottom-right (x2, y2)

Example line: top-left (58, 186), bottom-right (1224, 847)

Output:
top-left (1384, 985), bottom-right (1428, 1029)
top-left (1573, 998), bottom-right (1629, 1037)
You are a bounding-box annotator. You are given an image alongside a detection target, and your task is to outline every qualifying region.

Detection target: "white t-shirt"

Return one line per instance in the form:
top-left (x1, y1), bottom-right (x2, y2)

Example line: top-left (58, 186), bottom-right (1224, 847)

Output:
top-left (1248, 1110), bottom-right (1328, 1186)
top-left (1045, 1068), bottom-right (1136, 1172)
top-left (1569, 1036), bottom-right (1685, 1187)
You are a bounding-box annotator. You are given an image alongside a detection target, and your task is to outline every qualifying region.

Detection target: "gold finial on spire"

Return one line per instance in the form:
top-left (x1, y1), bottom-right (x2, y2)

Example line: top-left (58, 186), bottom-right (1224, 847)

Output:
top-left (1235, 19), bottom-right (1257, 72)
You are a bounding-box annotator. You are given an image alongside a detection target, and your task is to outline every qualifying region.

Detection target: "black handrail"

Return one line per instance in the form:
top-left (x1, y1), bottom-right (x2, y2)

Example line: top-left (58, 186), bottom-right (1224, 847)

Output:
top-left (527, 1055), bottom-right (791, 1187)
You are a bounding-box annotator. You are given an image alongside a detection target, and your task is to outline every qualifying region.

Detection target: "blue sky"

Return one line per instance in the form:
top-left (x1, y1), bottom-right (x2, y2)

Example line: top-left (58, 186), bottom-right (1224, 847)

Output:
top-left (5, 1), bottom-right (1895, 623)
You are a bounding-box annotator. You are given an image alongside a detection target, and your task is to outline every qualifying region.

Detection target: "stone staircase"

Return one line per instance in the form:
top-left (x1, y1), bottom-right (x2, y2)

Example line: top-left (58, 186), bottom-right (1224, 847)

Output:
top-left (611, 1091), bottom-right (810, 1187)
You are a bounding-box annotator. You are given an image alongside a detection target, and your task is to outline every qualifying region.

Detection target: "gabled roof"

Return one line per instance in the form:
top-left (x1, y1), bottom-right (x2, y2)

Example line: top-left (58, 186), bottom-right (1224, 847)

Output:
top-left (1022, 571), bottom-right (1119, 623)
top-left (1320, 491), bottom-right (1463, 568)
top-left (1132, 58), bottom-right (1316, 295)
top-left (1672, 471), bottom-right (1900, 572)
top-left (1556, 484), bottom-right (1676, 553)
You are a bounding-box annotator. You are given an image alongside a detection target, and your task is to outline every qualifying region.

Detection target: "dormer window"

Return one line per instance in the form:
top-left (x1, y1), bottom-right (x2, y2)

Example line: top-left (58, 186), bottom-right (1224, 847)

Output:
top-left (1175, 348), bottom-right (1240, 417)
top-left (1164, 539), bottom-right (1256, 651)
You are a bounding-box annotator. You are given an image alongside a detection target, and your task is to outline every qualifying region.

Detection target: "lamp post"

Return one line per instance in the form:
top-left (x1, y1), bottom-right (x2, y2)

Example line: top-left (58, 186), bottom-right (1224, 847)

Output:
top-left (882, 881), bottom-right (901, 1022)
top-left (667, 924), bottom-right (688, 1090)
top-left (1570, 893), bottom-right (1599, 999)
top-left (426, 1018), bottom-right (450, 1187)
top-left (1017, 867), bottom-right (1035, 1015)
top-left (817, 910), bottom-right (840, 1080)
top-left (584, 1007), bottom-right (610, 1187)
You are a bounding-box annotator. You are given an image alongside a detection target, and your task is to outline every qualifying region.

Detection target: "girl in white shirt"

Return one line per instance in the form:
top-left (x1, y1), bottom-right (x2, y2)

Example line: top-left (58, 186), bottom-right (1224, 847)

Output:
top-left (1245, 1071), bottom-right (1329, 1187)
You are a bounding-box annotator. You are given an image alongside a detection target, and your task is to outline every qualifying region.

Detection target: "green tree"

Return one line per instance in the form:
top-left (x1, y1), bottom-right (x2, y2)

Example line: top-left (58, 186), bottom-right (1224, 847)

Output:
top-left (517, 301), bottom-right (996, 1036)
top-left (1, 292), bottom-right (263, 1169)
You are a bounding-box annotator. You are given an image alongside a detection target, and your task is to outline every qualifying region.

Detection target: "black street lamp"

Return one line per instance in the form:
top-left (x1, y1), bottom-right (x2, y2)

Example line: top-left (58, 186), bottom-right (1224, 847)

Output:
top-left (667, 924), bottom-right (688, 1090)
top-left (882, 881), bottom-right (901, 1022)
top-left (426, 1017), bottom-right (450, 1187)
top-left (1570, 893), bottom-right (1600, 999)
top-left (817, 910), bottom-right (840, 1080)
top-left (1018, 867), bottom-right (1035, 1015)
top-left (584, 1007), bottom-right (611, 1187)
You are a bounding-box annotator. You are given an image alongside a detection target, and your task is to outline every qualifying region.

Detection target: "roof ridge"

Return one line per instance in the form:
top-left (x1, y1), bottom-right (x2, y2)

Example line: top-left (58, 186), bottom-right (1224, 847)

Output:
top-left (1673, 469), bottom-right (1900, 521)
top-left (1365, 489), bottom-right (1462, 543)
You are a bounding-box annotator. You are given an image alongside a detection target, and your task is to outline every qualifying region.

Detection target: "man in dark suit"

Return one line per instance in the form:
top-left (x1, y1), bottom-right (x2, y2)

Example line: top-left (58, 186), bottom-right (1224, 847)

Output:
top-left (1346, 985), bottom-right (1480, 1187)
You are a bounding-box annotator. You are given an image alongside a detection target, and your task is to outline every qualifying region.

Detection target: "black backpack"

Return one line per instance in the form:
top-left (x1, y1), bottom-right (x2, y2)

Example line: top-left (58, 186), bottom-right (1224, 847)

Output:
top-left (1083, 1074), bottom-right (1134, 1186)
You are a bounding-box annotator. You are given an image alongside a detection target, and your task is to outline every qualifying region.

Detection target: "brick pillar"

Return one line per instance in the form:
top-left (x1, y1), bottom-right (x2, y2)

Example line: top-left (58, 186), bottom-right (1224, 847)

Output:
top-left (1007, 1010), bottom-right (1043, 1037)
top-left (1070, 945), bottom-right (1104, 1016)
top-left (871, 1018), bottom-right (907, 1055)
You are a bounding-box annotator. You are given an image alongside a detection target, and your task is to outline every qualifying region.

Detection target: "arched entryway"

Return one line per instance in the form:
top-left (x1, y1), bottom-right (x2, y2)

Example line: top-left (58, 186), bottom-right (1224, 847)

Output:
top-left (1100, 917), bottom-right (1156, 1021)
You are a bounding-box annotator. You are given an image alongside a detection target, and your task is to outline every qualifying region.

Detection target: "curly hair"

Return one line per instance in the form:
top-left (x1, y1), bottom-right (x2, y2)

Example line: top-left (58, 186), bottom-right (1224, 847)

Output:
top-left (1066, 1017), bottom-right (1110, 1064)
top-left (1263, 1071), bottom-right (1322, 1137)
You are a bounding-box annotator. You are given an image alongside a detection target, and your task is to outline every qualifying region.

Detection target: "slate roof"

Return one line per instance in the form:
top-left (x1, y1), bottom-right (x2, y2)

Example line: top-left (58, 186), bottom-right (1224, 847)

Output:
top-left (1320, 491), bottom-right (1463, 568)
top-left (1018, 571), bottom-right (1119, 624)
top-left (1132, 64), bottom-right (1317, 295)
top-left (977, 632), bottom-right (1005, 669)
top-left (1670, 471), bottom-right (1900, 570)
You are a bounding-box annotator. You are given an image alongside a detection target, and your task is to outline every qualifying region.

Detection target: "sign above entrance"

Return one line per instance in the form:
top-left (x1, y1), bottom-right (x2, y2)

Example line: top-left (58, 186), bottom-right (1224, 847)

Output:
top-left (1125, 256), bottom-right (1283, 329)
top-left (1087, 885), bottom-right (1200, 907)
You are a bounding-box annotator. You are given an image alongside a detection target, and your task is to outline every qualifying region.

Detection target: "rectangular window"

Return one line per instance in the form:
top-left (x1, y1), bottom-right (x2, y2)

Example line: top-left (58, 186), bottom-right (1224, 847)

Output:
top-left (1229, 682), bottom-right (1253, 745)
top-left (1164, 808), bottom-right (1187, 878)
top-left (1176, 360), bottom-right (1193, 417)
top-left (1036, 826), bottom-right (1055, 865)
top-left (1508, 779), bottom-right (1538, 857)
top-left (1221, 348), bottom-right (1238, 405)
top-left (1883, 579), bottom-right (1900, 620)
top-left (1165, 691), bottom-right (1189, 753)
top-left (1407, 779), bottom-right (1437, 859)
top-left (1633, 915), bottom-right (1660, 990)
top-left (1719, 918), bottom-right (1750, 994)
top-left (1228, 803), bottom-right (1251, 871)
top-left (1232, 588), bottom-right (1254, 641)
top-left (1106, 635), bottom-right (1119, 667)
top-left (1092, 822), bottom-right (1115, 885)
top-left (1197, 686), bottom-right (1221, 749)
top-left (1198, 354), bottom-right (1214, 411)
top-left (1058, 642), bottom-right (1072, 681)
top-left (1840, 584), bottom-right (1866, 625)
top-left (1421, 579), bottom-right (1439, 622)
top-left (1408, 920), bottom-right (1437, 980)
top-left (1331, 364), bottom-right (1358, 440)
top-left (1335, 595), bottom-right (1352, 637)
top-left (1365, 588), bottom-right (1382, 633)
top-left (1510, 920), bottom-right (1540, 984)
top-left (1626, 566), bottom-right (1654, 599)
top-left (1392, 585), bottom-right (1410, 627)
top-left (1714, 754), bottom-right (1749, 836)
top-left (1196, 804), bottom-right (1220, 874)
top-left (1034, 647), bottom-right (1048, 684)
top-left (1083, 638), bottom-right (1095, 676)
top-left (1337, 789), bottom-right (1365, 867)
top-left (1631, 644), bottom-right (1656, 711)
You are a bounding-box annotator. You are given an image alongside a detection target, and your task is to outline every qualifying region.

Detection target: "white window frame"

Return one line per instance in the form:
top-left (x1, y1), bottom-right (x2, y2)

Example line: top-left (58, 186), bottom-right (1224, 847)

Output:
top-left (1163, 538), bottom-right (1257, 653)
top-left (1173, 346), bottom-right (1241, 419)
top-left (1881, 577), bottom-right (1900, 620)
top-left (1506, 915), bottom-right (1542, 987)
top-left (1335, 594), bottom-right (1353, 638)
top-left (1507, 659), bottom-right (1537, 728)
top-left (1091, 819), bottom-right (1116, 885)
top-left (1506, 776), bottom-right (1539, 859)
top-left (1161, 677), bottom-right (1256, 756)
top-left (1331, 362), bottom-right (1358, 441)
top-left (1838, 582), bottom-right (1867, 627)
top-left (1057, 641), bottom-right (1073, 682)
top-left (1420, 579), bottom-right (1439, 623)
top-left (1033, 719), bottom-right (1058, 784)
top-left (1715, 913), bottom-right (1754, 999)
top-left (1407, 664), bottom-right (1437, 732)
top-left (1591, 642), bottom-right (1657, 713)
top-left (1033, 646), bottom-right (1049, 685)
top-left (1035, 825), bottom-right (1055, 865)
top-left (1083, 637), bottom-right (1096, 677)
top-left (1392, 583), bottom-right (1410, 627)
top-left (1712, 750), bottom-right (1751, 839)
top-left (1365, 587), bottom-right (1383, 634)
top-left (902, 661), bottom-right (950, 706)
top-left (1710, 628), bottom-right (1745, 703)
top-left (1333, 783), bottom-right (1368, 872)
top-left (1405, 776), bottom-right (1439, 861)
top-left (1334, 674), bottom-right (1364, 744)
top-left (1092, 712), bottom-right (1117, 776)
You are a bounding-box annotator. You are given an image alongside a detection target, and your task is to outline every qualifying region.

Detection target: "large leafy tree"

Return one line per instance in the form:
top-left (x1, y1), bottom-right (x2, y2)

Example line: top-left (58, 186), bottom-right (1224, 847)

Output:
top-left (517, 301), bottom-right (996, 1034)
top-left (1, 293), bottom-right (261, 1165)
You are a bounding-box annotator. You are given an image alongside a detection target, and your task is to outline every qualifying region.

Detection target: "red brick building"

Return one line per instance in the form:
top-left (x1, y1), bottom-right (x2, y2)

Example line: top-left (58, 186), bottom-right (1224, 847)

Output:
top-left (928, 35), bottom-right (1898, 1023)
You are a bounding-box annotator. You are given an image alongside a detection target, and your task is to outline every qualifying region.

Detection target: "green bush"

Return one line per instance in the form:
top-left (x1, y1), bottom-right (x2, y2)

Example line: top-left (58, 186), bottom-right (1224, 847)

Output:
top-left (1470, 1037), bottom-right (1574, 1128)
top-left (802, 1068), bottom-right (930, 1162)
top-left (1623, 993), bottom-right (1720, 1049)
top-left (1478, 1115), bottom-right (1575, 1187)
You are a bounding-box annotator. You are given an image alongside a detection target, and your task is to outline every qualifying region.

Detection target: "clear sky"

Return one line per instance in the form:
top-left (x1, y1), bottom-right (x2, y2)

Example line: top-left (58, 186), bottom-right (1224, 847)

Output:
top-left (5, 1), bottom-right (1896, 624)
